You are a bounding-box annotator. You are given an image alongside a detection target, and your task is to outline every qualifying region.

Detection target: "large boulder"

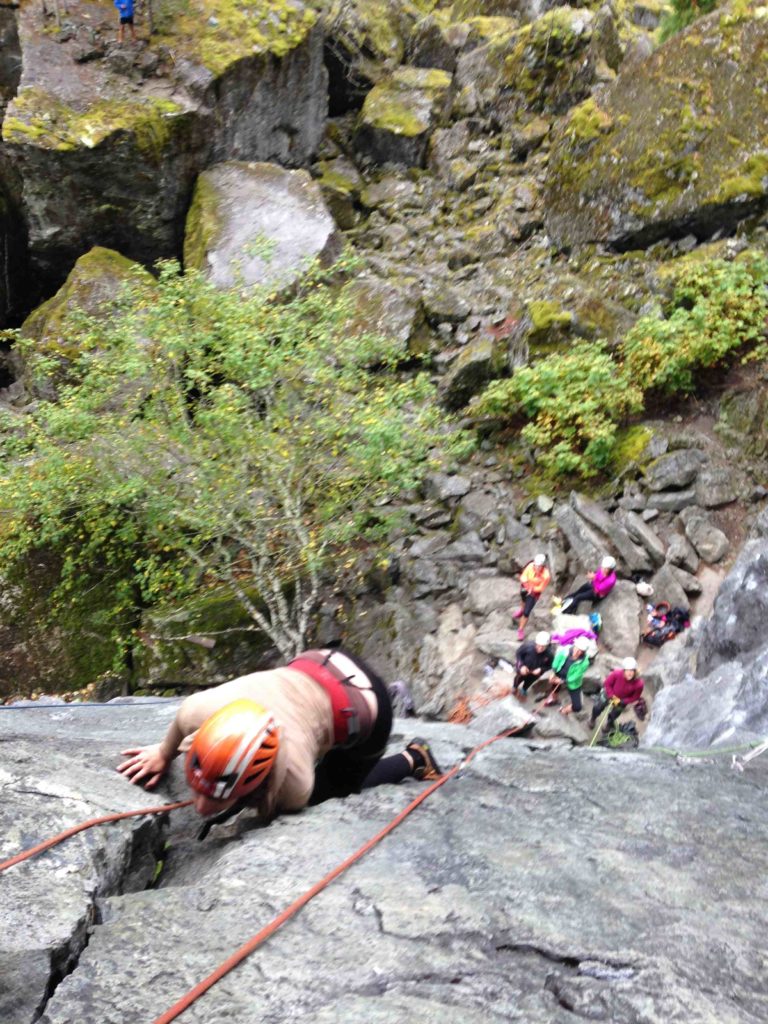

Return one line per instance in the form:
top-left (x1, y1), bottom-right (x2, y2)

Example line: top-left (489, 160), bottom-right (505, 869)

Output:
top-left (645, 542), bottom-right (768, 749)
top-left (323, 0), bottom-right (421, 113)
top-left (339, 274), bottom-right (423, 356)
top-left (680, 506), bottom-right (730, 564)
top-left (716, 384), bottom-right (768, 457)
top-left (596, 580), bottom-right (642, 656)
top-left (453, 7), bottom-right (596, 121)
top-left (545, 5), bottom-right (768, 248)
top-left (14, 246), bottom-right (153, 399)
top-left (183, 162), bottom-right (342, 291)
top-left (1, 0), bottom-right (327, 299)
top-left (355, 67), bottom-right (453, 167)
top-left (695, 540), bottom-right (768, 678)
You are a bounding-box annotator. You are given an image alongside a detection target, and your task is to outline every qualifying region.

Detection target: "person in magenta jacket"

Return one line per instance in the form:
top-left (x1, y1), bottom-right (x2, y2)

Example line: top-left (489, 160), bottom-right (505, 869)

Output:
top-left (558, 555), bottom-right (617, 613)
top-left (589, 657), bottom-right (645, 732)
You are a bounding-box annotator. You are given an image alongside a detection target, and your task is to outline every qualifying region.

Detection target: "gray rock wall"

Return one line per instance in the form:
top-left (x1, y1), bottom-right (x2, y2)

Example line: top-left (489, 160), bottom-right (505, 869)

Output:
top-left (3, 701), bottom-right (768, 1023)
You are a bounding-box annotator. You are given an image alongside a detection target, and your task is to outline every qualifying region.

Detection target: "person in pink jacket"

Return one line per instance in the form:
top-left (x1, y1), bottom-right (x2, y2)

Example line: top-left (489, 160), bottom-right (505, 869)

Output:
top-left (588, 657), bottom-right (645, 732)
top-left (559, 555), bottom-right (616, 613)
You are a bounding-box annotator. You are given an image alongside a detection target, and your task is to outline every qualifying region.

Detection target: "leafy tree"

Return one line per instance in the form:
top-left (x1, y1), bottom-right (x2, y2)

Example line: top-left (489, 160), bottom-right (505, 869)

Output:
top-left (0, 259), bottom-right (452, 666)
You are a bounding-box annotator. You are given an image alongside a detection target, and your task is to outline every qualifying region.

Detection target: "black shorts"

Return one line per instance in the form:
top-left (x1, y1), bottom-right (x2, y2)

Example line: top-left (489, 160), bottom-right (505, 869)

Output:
top-left (309, 649), bottom-right (392, 805)
top-left (119, 14), bottom-right (134, 24)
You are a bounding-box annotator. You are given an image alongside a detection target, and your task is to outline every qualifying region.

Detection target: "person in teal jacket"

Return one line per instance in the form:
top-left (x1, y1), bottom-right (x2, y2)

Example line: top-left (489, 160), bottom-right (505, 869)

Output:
top-left (545, 635), bottom-right (592, 715)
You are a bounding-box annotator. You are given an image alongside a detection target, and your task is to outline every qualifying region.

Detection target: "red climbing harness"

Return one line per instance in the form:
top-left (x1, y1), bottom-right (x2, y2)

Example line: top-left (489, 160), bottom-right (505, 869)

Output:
top-left (288, 650), bottom-right (374, 747)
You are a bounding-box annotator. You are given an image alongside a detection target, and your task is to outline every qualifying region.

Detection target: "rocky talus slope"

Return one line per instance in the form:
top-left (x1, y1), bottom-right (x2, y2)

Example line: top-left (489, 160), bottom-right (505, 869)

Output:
top-left (3, 699), bottom-right (768, 1024)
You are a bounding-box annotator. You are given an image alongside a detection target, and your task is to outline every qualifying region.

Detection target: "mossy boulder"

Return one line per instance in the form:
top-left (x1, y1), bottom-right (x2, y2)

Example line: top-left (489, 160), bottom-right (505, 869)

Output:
top-left (409, 10), bottom-right (468, 72)
top-left (545, 3), bottom-right (768, 249)
top-left (324, 0), bottom-right (432, 113)
top-left (339, 274), bottom-right (424, 355)
top-left (184, 162), bottom-right (342, 291)
top-left (15, 247), bottom-right (153, 400)
top-left (439, 335), bottom-right (505, 410)
top-left (315, 157), bottom-right (364, 230)
top-left (453, 7), bottom-right (595, 121)
top-left (0, 553), bottom-right (130, 699)
top-left (355, 66), bottom-right (453, 167)
top-left (0, 0), bottom-right (327, 297)
top-left (716, 386), bottom-right (768, 457)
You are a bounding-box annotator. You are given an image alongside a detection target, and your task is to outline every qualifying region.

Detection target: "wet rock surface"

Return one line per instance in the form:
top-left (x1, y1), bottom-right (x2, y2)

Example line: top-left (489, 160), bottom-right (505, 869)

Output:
top-left (4, 700), bottom-right (768, 1024)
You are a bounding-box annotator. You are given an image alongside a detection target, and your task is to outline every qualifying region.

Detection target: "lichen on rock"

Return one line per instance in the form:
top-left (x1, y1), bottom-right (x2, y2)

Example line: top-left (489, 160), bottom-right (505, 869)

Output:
top-left (545, 2), bottom-right (768, 249)
top-left (15, 246), bottom-right (154, 399)
top-left (355, 66), bottom-right (453, 166)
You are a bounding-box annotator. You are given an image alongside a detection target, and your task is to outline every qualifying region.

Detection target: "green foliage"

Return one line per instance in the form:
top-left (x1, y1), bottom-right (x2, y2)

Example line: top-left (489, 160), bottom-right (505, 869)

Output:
top-left (0, 259), bottom-right (454, 664)
top-left (621, 252), bottom-right (768, 395)
top-left (658, 0), bottom-right (720, 42)
top-left (470, 342), bottom-right (643, 478)
top-left (471, 253), bottom-right (768, 480)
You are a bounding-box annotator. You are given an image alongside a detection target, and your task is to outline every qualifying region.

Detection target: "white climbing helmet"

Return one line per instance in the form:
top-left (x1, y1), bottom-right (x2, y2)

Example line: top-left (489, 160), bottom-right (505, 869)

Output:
top-left (534, 631), bottom-right (551, 646)
top-left (573, 635), bottom-right (591, 652)
top-left (601, 555), bottom-right (616, 570)
top-left (636, 581), bottom-right (654, 598)
top-left (533, 553), bottom-right (547, 566)
top-left (622, 657), bottom-right (638, 671)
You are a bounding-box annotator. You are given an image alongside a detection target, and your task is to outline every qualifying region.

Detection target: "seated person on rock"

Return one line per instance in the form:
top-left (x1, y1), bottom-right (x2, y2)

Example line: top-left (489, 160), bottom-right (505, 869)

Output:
top-left (589, 657), bottom-right (646, 733)
top-left (544, 635), bottom-right (593, 716)
top-left (117, 648), bottom-right (441, 831)
top-left (512, 631), bottom-right (554, 699)
top-left (557, 555), bottom-right (617, 614)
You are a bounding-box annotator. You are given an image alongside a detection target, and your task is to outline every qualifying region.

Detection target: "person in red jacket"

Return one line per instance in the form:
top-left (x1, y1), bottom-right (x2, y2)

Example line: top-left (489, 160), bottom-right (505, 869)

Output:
top-left (512, 553), bottom-right (551, 641)
top-left (588, 657), bottom-right (645, 733)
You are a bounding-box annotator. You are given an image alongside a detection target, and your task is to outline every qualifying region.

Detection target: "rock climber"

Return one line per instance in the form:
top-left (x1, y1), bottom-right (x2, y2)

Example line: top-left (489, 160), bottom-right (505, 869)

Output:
top-left (557, 555), bottom-right (617, 614)
top-left (117, 647), bottom-right (441, 833)
top-left (512, 553), bottom-right (552, 641)
top-left (544, 634), bottom-right (593, 715)
top-left (588, 657), bottom-right (646, 734)
top-left (512, 631), bottom-right (554, 699)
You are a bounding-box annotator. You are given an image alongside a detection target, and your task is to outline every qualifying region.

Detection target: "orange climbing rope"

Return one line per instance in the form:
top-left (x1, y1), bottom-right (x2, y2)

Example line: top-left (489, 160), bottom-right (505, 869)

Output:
top-left (0, 725), bottom-right (527, 1022)
top-left (0, 800), bottom-right (193, 873)
top-left (152, 725), bottom-right (526, 1024)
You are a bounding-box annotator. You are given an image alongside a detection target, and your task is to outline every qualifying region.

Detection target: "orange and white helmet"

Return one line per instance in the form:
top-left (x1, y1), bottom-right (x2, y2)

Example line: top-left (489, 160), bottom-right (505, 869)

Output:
top-left (185, 700), bottom-right (279, 802)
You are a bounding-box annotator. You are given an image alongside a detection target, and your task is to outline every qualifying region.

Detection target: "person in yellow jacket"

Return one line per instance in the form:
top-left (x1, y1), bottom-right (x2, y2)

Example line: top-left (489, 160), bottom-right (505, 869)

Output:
top-left (512, 553), bottom-right (552, 641)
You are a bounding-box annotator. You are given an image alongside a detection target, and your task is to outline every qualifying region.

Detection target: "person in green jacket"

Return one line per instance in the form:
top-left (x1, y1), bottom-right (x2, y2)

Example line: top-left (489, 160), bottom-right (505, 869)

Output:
top-left (544, 635), bottom-right (592, 715)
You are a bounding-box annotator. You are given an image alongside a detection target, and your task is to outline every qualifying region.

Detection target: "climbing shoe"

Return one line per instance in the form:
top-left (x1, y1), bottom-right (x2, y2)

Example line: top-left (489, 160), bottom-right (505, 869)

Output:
top-left (407, 738), bottom-right (443, 781)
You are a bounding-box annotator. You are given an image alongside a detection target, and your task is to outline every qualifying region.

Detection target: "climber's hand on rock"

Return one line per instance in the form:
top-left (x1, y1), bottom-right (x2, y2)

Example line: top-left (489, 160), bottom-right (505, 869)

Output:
top-left (117, 744), bottom-right (169, 789)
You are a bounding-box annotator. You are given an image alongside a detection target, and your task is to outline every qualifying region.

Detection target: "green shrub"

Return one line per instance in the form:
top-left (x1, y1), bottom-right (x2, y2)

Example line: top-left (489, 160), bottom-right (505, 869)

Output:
top-left (470, 341), bottom-right (643, 478)
top-left (621, 252), bottom-right (768, 395)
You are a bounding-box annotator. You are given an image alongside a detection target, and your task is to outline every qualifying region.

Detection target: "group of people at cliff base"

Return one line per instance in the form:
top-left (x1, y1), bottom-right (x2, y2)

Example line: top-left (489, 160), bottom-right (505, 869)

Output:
top-left (511, 553), bottom-right (646, 731)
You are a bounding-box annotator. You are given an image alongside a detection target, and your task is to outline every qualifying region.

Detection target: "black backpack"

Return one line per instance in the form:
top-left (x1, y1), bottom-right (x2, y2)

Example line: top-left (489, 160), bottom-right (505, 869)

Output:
top-left (642, 605), bottom-right (689, 647)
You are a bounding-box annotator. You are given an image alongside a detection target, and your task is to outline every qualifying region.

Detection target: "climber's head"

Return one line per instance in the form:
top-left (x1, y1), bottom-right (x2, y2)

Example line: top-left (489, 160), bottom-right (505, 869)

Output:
top-left (185, 699), bottom-right (279, 816)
